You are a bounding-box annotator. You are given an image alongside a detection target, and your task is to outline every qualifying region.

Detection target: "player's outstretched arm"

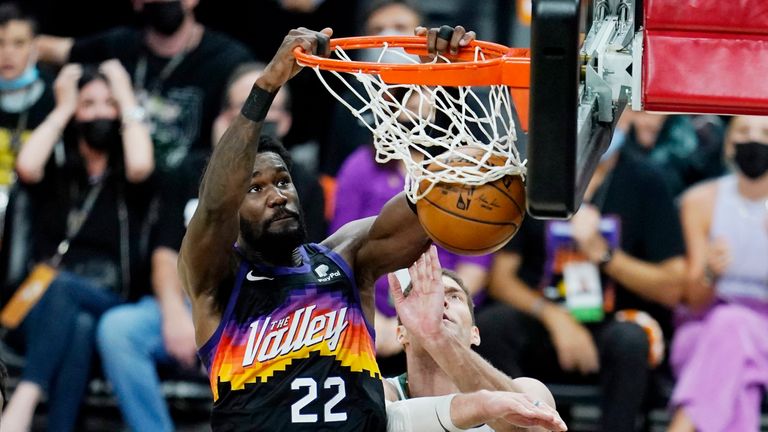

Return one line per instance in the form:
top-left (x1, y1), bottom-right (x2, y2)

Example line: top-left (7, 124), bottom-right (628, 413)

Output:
top-left (179, 27), bottom-right (332, 344)
top-left (326, 25), bottom-right (476, 285)
top-left (387, 391), bottom-right (566, 432)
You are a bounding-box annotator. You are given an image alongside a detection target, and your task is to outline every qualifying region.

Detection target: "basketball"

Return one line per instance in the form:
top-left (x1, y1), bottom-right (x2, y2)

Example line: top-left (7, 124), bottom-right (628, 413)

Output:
top-left (415, 147), bottom-right (526, 255)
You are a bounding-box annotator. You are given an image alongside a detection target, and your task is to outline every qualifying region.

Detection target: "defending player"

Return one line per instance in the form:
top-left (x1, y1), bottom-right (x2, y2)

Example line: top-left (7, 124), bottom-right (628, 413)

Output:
top-left (385, 246), bottom-right (567, 432)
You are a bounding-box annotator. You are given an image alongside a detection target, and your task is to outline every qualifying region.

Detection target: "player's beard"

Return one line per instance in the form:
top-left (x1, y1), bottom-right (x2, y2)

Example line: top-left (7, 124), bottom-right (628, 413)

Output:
top-left (240, 209), bottom-right (307, 265)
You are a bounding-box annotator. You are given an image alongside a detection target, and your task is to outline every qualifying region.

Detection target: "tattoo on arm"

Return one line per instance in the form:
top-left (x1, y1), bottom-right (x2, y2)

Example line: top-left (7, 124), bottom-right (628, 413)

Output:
top-left (180, 84), bottom-right (277, 299)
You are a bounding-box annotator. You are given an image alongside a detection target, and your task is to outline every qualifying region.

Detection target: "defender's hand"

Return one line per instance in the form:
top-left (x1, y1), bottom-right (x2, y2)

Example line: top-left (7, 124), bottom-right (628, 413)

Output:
top-left (258, 27), bottom-right (333, 92)
top-left (455, 390), bottom-right (568, 431)
top-left (388, 245), bottom-right (445, 341)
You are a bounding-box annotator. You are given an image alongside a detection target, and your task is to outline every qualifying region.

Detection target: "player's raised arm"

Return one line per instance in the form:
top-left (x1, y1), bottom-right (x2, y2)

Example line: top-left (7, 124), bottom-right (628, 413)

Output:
top-left (178, 27), bottom-right (332, 341)
top-left (326, 26), bottom-right (476, 283)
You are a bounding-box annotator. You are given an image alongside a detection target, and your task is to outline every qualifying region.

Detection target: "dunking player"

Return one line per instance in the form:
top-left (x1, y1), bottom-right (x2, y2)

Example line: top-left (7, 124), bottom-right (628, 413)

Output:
top-left (179, 26), bottom-right (559, 431)
top-left (177, 25), bottom-right (439, 431)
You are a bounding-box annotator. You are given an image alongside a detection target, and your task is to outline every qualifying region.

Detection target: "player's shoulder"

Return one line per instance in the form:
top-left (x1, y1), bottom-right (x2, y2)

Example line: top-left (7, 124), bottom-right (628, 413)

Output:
top-left (321, 217), bottom-right (376, 265)
top-left (322, 217), bottom-right (375, 245)
top-left (382, 377), bottom-right (400, 402)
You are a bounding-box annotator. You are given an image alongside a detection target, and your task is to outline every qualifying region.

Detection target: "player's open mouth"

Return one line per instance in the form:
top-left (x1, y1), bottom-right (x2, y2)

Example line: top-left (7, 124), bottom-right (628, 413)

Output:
top-left (442, 313), bottom-right (454, 323)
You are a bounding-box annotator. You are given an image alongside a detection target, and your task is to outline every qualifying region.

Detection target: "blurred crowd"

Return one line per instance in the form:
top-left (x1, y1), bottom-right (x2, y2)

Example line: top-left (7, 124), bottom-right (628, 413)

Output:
top-left (0, 1), bottom-right (766, 431)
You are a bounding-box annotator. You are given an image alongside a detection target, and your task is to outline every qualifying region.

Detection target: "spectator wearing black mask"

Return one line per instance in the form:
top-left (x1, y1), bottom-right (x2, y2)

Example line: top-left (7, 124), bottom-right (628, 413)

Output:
top-left (2, 62), bottom-right (154, 432)
top-left (37, 0), bottom-right (253, 175)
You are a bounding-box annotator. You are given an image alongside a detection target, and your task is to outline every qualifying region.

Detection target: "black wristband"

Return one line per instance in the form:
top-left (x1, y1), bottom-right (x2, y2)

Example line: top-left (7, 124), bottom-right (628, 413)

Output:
top-left (406, 197), bottom-right (418, 214)
top-left (241, 85), bottom-right (278, 122)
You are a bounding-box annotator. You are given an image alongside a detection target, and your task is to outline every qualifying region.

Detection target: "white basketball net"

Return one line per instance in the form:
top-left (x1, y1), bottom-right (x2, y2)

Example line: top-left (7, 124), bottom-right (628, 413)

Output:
top-left (304, 43), bottom-right (526, 202)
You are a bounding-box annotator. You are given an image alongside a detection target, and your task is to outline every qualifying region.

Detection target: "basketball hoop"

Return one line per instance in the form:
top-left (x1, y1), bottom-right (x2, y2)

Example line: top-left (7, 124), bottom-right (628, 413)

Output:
top-left (294, 36), bottom-right (531, 202)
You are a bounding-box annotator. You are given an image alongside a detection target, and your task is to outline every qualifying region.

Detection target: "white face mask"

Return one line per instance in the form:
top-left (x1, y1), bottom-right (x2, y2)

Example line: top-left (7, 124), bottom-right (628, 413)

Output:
top-left (0, 79), bottom-right (44, 113)
top-left (359, 28), bottom-right (421, 64)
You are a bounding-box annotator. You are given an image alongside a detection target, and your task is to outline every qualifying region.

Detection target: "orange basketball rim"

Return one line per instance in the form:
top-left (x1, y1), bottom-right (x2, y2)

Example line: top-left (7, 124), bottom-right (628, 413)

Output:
top-left (294, 36), bottom-right (533, 131)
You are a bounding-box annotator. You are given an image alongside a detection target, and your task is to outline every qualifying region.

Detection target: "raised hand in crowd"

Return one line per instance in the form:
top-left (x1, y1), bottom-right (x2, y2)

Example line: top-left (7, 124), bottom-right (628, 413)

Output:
top-left (98, 59), bottom-right (139, 113)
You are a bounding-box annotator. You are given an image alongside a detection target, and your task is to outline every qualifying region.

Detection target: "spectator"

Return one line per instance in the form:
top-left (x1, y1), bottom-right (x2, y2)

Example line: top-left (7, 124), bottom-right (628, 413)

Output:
top-left (475, 137), bottom-right (686, 432)
top-left (668, 116), bottom-right (768, 432)
top-left (37, 0), bottom-right (253, 174)
top-left (0, 3), bottom-right (55, 295)
top-left (322, 0), bottom-right (422, 177)
top-left (196, 0), bottom-right (358, 165)
top-left (332, 144), bottom-right (491, 373)
top-left (0, 3), bottom-right (53, 186)
top-left (2, 62), bottom-right (154, 432)
top-left (621, 111), bottom-right (725, 197)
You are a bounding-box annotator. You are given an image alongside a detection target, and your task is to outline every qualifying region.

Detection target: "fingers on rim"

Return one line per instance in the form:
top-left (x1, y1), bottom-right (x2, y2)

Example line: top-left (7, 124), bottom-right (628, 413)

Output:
top-left (449, 26), bottom-right (465, 54)
top-left (298, 39), bottom-right (313, 54)
top-left (316, 33), bottom-right (330, 57)
top-left (437, 25), bottom-right (454, 41)
top-left (427, 28), bottom-right (438, 54)
top-left (461, 30), bottom-right (476, 45)
top-left (435, 25), bottom-right (453, 54)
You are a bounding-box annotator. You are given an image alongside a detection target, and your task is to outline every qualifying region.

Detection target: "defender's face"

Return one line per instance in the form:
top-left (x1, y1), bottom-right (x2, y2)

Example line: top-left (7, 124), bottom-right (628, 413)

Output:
top-left (440, 276), bottom-right (478, 345)
top-left (238, 152), bottom-right (301, 241)
top-left (399, 275), bottom-right (480, 349)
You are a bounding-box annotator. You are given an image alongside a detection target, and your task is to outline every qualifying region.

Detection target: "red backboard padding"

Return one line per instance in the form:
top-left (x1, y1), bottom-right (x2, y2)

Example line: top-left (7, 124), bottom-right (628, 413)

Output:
top-left (643, 0), bottom-right (768, 115)
top-left (645, 0), bottom-right (768, 35)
